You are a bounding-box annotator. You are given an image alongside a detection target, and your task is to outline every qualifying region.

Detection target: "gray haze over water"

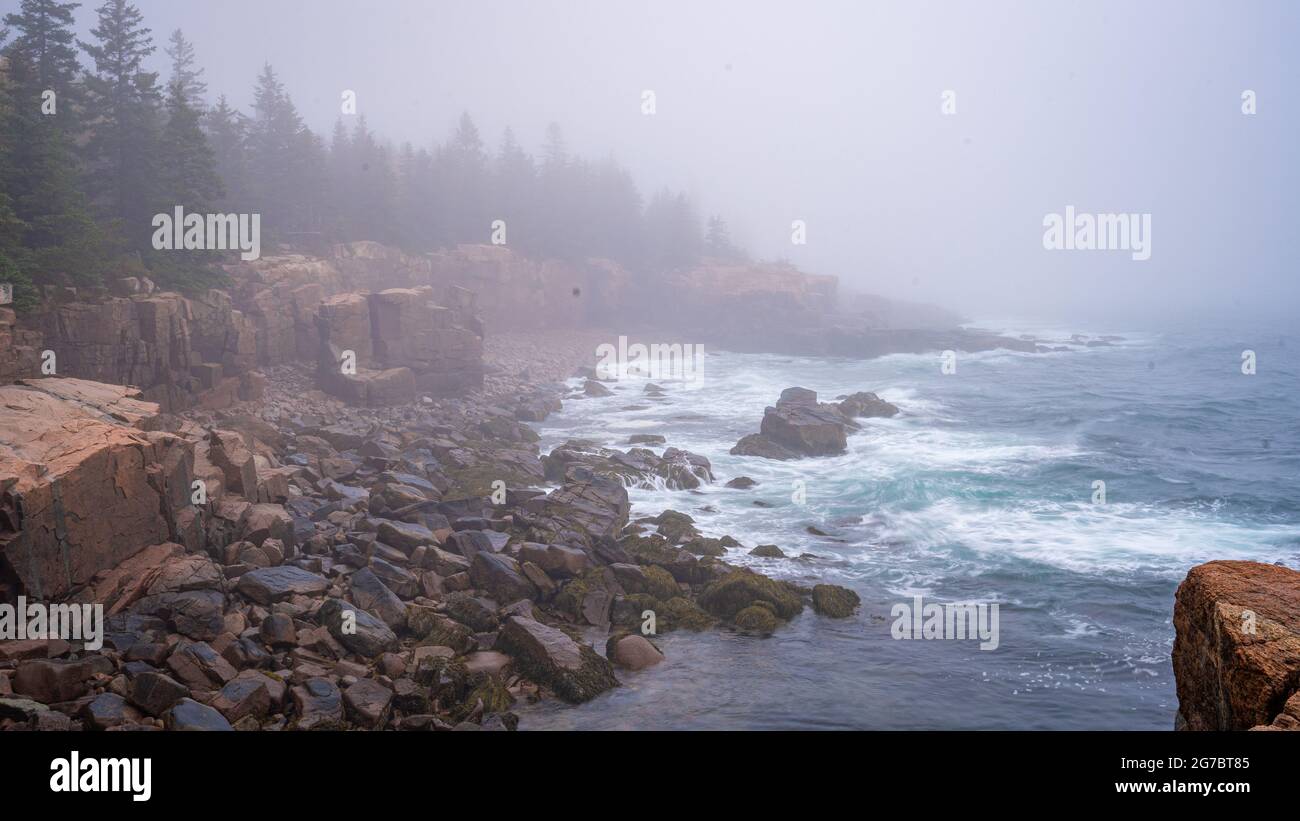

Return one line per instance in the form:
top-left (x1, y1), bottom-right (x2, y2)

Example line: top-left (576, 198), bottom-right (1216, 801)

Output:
top-left (81, 0), bottom-right (1300, 326)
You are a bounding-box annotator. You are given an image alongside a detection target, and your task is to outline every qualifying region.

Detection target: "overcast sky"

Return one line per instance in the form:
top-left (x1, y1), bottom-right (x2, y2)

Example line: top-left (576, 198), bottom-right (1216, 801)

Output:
top-left (66, 0), bottom-right (1300, 326)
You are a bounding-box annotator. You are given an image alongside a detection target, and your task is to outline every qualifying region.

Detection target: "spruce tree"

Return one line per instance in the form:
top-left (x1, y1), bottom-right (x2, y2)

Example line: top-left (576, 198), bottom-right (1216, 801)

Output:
top-left (164, 28), bottom-right (206, 111)
top-left (80, 0), bottom-right (163, 253)
top-left (204, 94), bottom-right (248, 210)
top-left (150, 78), bottom-right (224, 289)
top-left (3, 0), bottom-right (112, 289)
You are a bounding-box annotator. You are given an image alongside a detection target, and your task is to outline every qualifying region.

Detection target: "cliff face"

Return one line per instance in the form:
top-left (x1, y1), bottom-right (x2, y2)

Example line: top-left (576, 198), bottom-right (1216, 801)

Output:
top-left (1173, 560), bottom-right (1300, 731)
top-left (0, 242), bottom-right (489, 410)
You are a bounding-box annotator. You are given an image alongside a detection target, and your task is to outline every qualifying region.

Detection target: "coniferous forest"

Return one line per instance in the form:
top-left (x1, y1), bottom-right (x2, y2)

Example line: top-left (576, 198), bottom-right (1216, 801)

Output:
top-left (0, 0), bottom-right (747, 313)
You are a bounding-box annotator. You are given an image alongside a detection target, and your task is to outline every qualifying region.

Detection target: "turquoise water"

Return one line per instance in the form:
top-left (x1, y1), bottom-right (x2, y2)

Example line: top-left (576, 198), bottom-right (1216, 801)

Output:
top-left (520, 322), bottom-right (1300, 729)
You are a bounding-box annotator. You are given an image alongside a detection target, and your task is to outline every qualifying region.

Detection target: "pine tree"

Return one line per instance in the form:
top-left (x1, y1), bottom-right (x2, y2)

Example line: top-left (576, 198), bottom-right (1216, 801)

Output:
top-left (149, 78), bottom-right (224, 290)
top-left (246, 63), bottom-right (327, 247)
top-left (3, 0), bottom-right (112, 289)
top-left (3, 0), bottom-right (82, 120)
top-left (80, 0), bottom-right (163, 252)
top-left (704, 215), bottom-right (744, 261)
top-left (203, 94), bottom-right (248, 210)
top-left (164, 28), bottom-right (206, 111)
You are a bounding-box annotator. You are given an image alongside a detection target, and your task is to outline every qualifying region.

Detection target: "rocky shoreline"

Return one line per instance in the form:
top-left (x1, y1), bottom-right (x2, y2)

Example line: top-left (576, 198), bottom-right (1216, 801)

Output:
top-left (2, 242), bottom-right (1293, 732)
top-left (0, 322), bottom-right (874, 731)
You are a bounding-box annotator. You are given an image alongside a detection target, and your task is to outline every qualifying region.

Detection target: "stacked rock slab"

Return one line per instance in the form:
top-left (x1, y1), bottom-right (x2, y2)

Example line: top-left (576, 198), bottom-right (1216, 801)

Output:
top-left (0, 378), bottom-right (194, 600)
top-left (315, 287), bottom-right (483, 406)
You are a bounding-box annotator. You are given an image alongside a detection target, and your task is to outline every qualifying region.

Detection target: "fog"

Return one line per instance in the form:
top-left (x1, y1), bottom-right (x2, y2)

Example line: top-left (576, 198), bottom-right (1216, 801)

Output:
top-left (79, 0), bottom-right (1299, 326)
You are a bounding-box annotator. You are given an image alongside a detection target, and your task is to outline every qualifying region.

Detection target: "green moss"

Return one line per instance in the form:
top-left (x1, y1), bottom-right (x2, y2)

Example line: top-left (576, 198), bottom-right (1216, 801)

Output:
top-left (698, 569), bottom-right (803, 620)
top-left (682, 537), bottom-right (726, 557)
top-left (619, 533), bottom-right (681, 566)
top-left (661, 597), bottom-right (715, 631)
top-left (641, 565), bottom-right (681, 601)
top-left (454, 674), bottom-right (514, 721)
top-left (734, 605), bottom-right (779, 635)
top-left (812, 584), bottom-right (861, 618)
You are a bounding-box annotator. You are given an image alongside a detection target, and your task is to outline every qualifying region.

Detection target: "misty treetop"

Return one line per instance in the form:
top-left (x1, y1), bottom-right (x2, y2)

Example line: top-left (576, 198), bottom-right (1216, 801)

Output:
top-left (0, 0), bottom-right (744, 311)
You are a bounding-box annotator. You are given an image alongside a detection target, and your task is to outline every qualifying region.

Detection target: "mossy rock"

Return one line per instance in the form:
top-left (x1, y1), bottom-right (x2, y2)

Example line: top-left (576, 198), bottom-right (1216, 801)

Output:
top-left (417, 615), bottom-right (477, 656)
top-left (619, 533), bottom-right (682, 566)
top-left (453, 674), bottom-right (514, 721)
top-left (812, 584), bottom-right (861, 618)
top-left (749, 544), bottom-right (786, 558)
top-left (641, 565), bottom-right (681, 601)
top-left (553, 577), bottom-right (591, 620)
top-left (734, 605), bottom-right (779, 635)
top-left (653, 510), bottom-right (699, 543)
top-left (698, 570), bottom-right (803, 620)
top-left (445, 464), bottom-right (536, 500)
top-left (682, 537), bottom-right (726, 557)
top-left (660, 596), bottom-right (715, 631)
top-left (612, 593), bottom-right (661, 627)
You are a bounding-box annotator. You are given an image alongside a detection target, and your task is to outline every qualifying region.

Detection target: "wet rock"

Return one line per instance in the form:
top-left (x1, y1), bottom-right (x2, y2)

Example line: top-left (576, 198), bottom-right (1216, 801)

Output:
top-left (734, 604), bottom-right (779, 635)
top-left (699, 569), bottom-right (803, 621)
top-left (495, 616), bottom-right (618, 703)
top-left (725, 476), bottom-right (757, 489)
top-left (750, 544), bottom-right (786, 558)
top-left (606, 633), bottom-right (664, 671)
top-left (835, 391), bottom-right (899, 419)
top-left (812, 584), bottom-right (860, 617)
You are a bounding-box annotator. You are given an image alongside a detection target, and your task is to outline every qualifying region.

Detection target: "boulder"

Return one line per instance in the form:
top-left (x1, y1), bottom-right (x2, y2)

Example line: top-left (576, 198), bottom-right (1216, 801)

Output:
top-left (1173, 560), bottom-right (1300, 731)
top-left (495, 616), bottom-right (618, 703)
top-left (605, 633), bottom-right (664, 671)
top-left (166, 697), bottom-right (235, 731)
top-left (812, 584), bottom-right (860, 617)
top-left (235, 565), bottom-right (329, 605)
top-left (318, 598), bottom-right (398, 658)
top-left (0, 379), bottom-right (192, 600)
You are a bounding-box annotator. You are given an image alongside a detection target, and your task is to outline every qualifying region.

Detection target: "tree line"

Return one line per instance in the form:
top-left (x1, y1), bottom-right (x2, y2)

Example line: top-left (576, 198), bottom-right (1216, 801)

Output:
top-left (0, 0), bottom-right (747, 313)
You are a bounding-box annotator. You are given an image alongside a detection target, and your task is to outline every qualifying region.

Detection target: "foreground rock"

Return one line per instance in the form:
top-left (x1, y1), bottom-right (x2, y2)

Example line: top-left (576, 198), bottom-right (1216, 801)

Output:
top-left (1173, 560), bottom-right (1300, 731)
top-left (0, 379), bottom-right (192, 600)
top-left (496, 617), bottom-right (618, 703)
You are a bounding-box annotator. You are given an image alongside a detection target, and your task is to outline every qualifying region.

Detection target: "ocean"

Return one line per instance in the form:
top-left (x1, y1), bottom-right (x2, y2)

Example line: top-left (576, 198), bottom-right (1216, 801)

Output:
top-left (519, 321), bottom-right (1300, 729)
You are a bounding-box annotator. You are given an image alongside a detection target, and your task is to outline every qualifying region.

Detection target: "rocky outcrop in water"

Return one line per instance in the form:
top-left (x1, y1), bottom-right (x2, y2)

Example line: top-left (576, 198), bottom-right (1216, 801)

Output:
top-left (1173, 560), bottom-right (1300, 731)
top-left (730, 386), bottom-right (899, 459)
